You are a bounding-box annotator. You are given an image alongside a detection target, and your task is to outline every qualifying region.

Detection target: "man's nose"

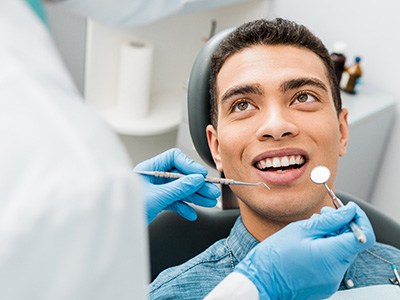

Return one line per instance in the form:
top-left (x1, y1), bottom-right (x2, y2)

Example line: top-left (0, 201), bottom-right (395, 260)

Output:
top-left (255, 105), bottom-right (299, 141)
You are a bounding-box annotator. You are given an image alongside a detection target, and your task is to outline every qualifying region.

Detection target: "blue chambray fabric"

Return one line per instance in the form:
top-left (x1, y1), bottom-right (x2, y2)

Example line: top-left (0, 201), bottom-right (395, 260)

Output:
top-left (150, 217), bottom-right (400, 300)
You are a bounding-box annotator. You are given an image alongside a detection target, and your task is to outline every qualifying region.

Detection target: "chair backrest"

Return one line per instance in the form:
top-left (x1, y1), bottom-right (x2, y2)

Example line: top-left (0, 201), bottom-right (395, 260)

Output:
top-left (148, 207), bottom-right (239, 281)
top-left (187, 28), bottom-right (233, 169)
top-left (149, 191), bottom-right (400, 280)
top-left (337, 191), bottom-right (400, 250)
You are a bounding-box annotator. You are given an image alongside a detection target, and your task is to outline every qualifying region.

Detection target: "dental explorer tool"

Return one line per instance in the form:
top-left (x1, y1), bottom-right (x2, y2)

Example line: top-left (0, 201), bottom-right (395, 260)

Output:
top-left (310, 165), bottom-right (367, 244)
top-left (134, 170), bottom-right (270, 189)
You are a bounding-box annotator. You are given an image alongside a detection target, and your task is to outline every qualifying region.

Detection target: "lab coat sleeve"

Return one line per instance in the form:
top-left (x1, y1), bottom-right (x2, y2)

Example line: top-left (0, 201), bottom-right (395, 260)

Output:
top-left (47, 0), bottom-right (186, 27)
top-left (0, 1), bottom-right (148, 299)
top-left (204, 272), bottom-right (260, 299)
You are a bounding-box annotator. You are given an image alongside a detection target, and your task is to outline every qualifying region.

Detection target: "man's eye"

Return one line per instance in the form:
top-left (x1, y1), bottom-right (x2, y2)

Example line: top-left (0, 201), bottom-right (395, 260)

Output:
top-left (293, 92), bottom-right (317, 104)
top-left (233, 100), bottom-right (255, 112)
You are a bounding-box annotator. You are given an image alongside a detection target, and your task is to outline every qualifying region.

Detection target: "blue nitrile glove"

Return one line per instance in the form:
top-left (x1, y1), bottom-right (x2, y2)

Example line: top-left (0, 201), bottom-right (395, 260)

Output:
top-left (235, 202), bottom-right (376, 300)
top-left (134, 148), bottom-right (220, 224)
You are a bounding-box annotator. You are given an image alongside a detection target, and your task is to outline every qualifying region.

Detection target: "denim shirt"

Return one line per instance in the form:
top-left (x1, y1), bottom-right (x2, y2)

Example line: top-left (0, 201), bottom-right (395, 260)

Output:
top-left (150, 217), bottom-right (400, 300)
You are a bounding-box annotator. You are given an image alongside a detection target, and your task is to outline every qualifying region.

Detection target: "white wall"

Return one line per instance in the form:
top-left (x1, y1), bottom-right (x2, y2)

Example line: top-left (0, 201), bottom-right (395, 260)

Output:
top-left (267, 0), bottom-right (400, 220)
top-left (44, 1), bottom-right (270, 166)
top-left (45, 0), bottom-right (399, 220)
top-left (84, 0), bottom-right (270, 165)
top-left (45, 4), bottom-right (86, 93)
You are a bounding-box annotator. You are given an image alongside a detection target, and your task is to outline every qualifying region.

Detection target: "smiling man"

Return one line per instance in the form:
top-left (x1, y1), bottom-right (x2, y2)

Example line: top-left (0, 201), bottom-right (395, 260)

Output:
top-left (206, 43), bottom-right (348, 240)
top-left (150, 18), bottom-right (400, 299)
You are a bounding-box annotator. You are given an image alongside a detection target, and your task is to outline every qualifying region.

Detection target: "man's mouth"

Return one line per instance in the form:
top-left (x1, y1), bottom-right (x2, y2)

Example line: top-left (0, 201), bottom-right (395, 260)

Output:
top-left (255, 155), bottom-right (306, 172)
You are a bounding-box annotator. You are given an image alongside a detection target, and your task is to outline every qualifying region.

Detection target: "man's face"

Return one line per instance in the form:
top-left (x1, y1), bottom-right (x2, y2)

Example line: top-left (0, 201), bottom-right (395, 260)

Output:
top-left (206, 45), bottom-right (349, 233)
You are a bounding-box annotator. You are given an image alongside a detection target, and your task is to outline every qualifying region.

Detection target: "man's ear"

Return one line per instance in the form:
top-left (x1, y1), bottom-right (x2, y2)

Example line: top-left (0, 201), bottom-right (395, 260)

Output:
top-left (206, 124), bottom-right (223, 172)
top-left (338, 108), bottom-right (349, 157)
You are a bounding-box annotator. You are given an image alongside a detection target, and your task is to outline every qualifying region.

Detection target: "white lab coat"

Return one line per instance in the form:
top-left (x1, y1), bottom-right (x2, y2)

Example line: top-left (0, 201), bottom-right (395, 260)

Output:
top-left (0, 1), bottom-right (148, 299)
top-left (0, 0), bottom-right (259, 299)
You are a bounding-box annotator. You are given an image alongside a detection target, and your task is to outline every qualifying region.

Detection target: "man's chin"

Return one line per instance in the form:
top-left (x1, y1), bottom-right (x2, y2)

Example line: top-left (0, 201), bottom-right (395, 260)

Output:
top-left (239, 198), bottom-right (317, 223)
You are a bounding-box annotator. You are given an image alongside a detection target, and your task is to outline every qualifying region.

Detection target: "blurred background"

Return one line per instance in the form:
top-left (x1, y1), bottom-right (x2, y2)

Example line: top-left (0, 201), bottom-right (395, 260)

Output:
top-left (44, 0), bottom-right (400, 221)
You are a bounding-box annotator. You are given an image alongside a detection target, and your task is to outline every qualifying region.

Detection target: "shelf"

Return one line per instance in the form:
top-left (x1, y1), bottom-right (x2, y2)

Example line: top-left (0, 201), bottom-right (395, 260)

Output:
top-left (84, 0), bottom-right (265, 137)
top-left (94, 93), bottom-right (183, 136)
top-left (341, 85), bottom-right (397, 125)
top-left (336, 86), bottom-right (396, 201)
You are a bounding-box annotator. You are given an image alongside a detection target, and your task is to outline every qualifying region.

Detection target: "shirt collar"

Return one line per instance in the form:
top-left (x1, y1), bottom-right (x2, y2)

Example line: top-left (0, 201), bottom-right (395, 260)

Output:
top-left (228, 216), bottom-right (259, 261)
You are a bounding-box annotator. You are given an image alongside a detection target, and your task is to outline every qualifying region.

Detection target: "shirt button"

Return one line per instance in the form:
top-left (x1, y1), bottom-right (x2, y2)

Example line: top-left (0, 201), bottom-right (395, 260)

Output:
top-left (346, 279), bottom-right (354, 288)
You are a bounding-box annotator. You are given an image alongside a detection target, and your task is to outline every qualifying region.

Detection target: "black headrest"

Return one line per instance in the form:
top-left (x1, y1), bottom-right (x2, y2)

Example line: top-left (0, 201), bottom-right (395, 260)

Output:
top-left (187, 28), bottom-right (234, 168)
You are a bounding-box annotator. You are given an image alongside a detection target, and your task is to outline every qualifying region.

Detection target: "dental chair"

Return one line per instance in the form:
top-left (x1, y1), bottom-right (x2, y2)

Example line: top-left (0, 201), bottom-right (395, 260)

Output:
top-left (149, 192), bottom-right (400, 281)
top-left (148, 29), bottom-right (400, 281)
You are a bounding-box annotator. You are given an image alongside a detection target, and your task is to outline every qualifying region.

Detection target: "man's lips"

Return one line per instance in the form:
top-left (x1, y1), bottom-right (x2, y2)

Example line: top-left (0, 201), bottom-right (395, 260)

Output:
top-left (252, 149), bottom-right (308, 184)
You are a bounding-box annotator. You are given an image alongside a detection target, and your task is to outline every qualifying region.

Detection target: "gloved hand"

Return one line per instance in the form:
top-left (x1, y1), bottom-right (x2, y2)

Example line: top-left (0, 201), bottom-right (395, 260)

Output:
top-left (134, 148), bottom-right (221, 224)
top-left (235, 202), bottom-right (376, 300)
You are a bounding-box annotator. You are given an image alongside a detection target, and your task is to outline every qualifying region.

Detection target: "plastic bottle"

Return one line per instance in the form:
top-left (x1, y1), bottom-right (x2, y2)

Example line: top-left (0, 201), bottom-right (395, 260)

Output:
top-left (340, 56), bottom-right (362, 94)
top-left (330, 42), bottom-right (347, 84)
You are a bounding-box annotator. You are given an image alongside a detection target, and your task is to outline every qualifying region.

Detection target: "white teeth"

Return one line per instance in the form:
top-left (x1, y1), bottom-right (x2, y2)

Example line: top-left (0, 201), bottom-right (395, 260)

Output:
top-left (259, 160), bottom-right (266, 169)
top-left (256, 155), bottom-right (305, 170)
top-left (266, 158), bottom-right (272, 168)
top-left (272, 157), bottom-right (280, 168)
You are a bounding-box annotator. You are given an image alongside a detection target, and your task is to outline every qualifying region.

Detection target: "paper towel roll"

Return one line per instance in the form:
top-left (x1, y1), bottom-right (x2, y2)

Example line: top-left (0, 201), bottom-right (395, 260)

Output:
top-left (117, 39), bottom-right (154, 119)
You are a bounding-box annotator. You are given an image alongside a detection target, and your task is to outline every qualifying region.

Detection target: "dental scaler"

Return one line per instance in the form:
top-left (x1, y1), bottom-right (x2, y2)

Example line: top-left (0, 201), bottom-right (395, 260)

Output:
top-left (134, 170), bottom-right (270, 189)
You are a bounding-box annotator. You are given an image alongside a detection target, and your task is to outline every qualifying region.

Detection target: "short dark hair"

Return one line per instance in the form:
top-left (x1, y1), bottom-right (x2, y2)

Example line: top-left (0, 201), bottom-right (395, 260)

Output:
top-left (209, 18), bottom-right (342, 127)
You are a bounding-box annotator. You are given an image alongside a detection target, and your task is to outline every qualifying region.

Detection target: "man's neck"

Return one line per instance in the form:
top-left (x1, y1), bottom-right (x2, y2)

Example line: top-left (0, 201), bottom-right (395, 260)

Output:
top-left (234, 189), bottom-right (334, 241)
top-left (239, 206), bottom-right (289, 241)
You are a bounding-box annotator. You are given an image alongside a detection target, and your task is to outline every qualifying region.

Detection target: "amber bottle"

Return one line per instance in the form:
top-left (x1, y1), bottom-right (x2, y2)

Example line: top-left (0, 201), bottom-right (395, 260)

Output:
top-left (341, 56), bottom-right (362, 94)
top-left (330, 42), bottom-right (347, 84)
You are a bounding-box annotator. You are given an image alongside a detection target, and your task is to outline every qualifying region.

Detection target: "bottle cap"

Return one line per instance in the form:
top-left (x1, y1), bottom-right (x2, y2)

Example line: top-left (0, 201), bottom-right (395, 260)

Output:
top-left (332, 41), bottom-right (347, 54)
top-left (355, 56), bottom-right (361, 63)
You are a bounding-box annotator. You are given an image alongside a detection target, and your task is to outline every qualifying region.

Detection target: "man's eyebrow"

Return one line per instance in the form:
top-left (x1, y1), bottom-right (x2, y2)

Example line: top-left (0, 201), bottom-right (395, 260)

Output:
top-left (279, 77), bottom-right (328, 93)
top-left (220, 84), bottom-right (264, 103)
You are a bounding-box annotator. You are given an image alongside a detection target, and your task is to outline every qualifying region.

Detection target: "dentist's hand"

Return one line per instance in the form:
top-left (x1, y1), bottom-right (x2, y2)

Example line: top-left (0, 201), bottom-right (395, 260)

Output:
top-left (235, 202), bottom-right (375, 300)
top-left (134, 148), bottom-right (220, 224)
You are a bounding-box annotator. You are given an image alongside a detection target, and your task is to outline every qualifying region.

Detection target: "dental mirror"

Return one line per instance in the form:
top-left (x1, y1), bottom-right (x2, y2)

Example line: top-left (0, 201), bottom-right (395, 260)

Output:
top-left (310, 165), bottom-right (367, 244)
top-left (310, 165), bottom-right (331, 184)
